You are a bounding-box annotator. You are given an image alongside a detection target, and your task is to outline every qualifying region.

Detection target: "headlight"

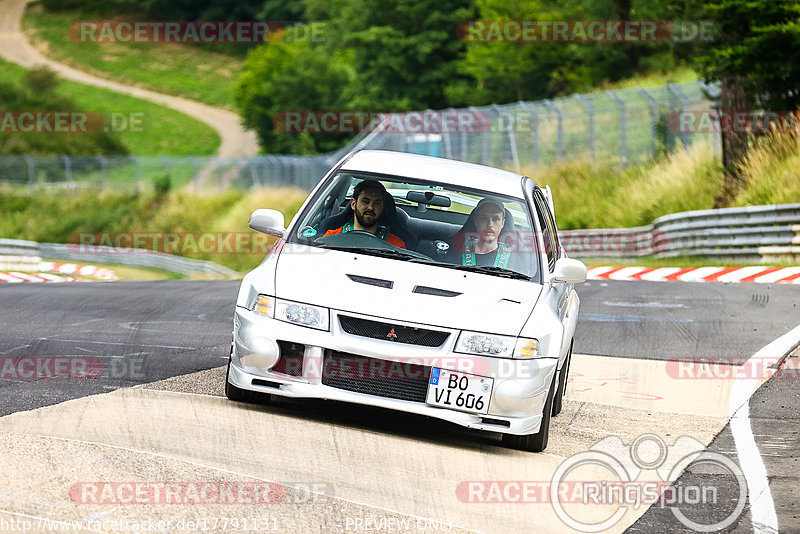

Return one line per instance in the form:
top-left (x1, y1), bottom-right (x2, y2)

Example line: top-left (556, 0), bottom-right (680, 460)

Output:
top-left (455, 331), bottom-right (542, 359)
top-left (252, 295), bottom-right (275, 317)
top-left (455, 331), bottom-right (515, 358)
top-left (514, 338), bottom-right (542, 359)
top-left (251, 294), bottom-right (329, 331)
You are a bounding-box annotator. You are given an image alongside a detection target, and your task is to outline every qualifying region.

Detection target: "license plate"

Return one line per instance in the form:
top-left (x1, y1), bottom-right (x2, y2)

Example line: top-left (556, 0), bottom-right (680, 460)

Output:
top-left (426, 368), bottom-right (493, 414)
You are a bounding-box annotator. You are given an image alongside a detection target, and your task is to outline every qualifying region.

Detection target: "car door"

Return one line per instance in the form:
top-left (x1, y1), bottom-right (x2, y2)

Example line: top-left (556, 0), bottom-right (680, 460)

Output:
top-left (531, 186), bottom-right (571, 361)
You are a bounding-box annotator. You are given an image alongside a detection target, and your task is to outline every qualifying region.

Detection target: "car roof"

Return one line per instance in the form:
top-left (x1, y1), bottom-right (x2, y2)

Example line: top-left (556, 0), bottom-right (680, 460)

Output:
top-left (340, 150), bottom-right (531, 199)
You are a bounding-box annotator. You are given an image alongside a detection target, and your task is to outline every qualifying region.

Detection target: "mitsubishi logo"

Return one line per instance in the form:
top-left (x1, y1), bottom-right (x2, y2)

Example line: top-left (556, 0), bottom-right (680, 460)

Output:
top-left (387, 328), bottom-right (398, 340)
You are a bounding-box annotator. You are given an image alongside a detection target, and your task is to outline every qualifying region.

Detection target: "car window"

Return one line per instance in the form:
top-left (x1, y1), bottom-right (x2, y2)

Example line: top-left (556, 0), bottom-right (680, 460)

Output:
top-left (539, 190), bottom-right (561, 261)
top-left (288, 171), bottom-right (541, 282)
top-left (533, 190), bottom-right (556, 271)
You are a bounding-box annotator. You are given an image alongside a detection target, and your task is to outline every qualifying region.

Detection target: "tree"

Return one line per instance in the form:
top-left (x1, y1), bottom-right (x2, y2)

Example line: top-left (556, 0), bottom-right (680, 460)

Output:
top-left (235, 36), bottom-right (355, 154)
top-left (446, 0), bottom-right (677, 106)
top-left (337, 0), bottom-right (475, 110)
top-left (693, 0), bottom-right (800, 203)
top-left (0, 73), bottom-right (128, 157)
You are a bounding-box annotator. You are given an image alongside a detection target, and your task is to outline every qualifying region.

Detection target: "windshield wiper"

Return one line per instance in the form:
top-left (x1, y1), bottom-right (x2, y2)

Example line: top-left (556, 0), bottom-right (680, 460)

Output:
top-left (452, 265), bottom-right (530, 280)
top-left (317, 245), bottom-right (434, 263)
top-left (356, 248), bottom-right (436, 262)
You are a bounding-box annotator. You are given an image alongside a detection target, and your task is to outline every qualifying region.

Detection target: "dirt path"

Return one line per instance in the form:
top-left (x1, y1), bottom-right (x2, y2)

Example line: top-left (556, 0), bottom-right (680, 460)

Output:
top-left (0, 0), bottom-right (259, 157)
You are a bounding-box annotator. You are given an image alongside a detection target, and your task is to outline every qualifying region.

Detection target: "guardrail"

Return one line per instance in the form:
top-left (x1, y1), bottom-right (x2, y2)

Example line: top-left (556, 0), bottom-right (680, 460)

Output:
top-left (39, 243), bottom-right (238, 278)
top-left (561, 203), bottom-right (800, 262)
top-left (0, 238), bottom-right (42, 271)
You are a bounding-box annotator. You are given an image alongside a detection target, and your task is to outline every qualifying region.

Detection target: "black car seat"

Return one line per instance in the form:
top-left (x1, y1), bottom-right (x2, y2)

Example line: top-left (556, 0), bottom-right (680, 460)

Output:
top-left (444, 207), bottom-right (521, 264)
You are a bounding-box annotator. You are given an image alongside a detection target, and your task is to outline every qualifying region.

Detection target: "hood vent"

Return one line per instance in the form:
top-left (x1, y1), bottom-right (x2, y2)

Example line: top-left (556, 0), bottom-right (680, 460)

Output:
top-left (412, 285), bottom-right (462, 297)
top-left (346, 274), bottom-right (393, 289)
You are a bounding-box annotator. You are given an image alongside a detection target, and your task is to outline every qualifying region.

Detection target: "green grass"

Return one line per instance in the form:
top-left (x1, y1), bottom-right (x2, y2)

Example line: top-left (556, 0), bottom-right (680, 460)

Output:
top-left (594, 66), bottom-right (699, 92)
top-left (0, 185), bottom-right (309, 274)
top-left (0, 58), bottom-right (219, 156)
top-left (22, 5), bottom-right (242, 110)
top-left (522, 140), bottom-right (724, 229)
top-left (518, 128), bottom-right (799, 232)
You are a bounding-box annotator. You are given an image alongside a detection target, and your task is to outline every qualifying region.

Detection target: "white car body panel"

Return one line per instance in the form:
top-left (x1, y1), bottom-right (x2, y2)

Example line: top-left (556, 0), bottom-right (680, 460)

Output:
top-left (227, 149), bottom-right (585, 447)
top-left (272, 244), bottom-right (542, 336)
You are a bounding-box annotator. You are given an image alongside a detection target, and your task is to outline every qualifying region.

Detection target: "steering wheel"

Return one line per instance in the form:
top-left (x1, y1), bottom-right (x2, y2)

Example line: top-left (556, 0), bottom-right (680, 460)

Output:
top-left (346, 230), bottom-right (383, 239)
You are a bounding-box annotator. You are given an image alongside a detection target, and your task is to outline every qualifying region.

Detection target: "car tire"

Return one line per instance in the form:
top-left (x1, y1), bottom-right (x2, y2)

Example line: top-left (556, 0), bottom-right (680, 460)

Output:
top-left (502, 372), bottom-right (557, 453)
top-left (225, 350), bottom-right (271, 404)
top-left (551, 339), bottom-right (573, 417)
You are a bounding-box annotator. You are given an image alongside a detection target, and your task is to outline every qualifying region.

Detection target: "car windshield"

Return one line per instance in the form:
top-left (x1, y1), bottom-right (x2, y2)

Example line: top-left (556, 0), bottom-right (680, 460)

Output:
top-left (288, 172), bottom-right (542, 282)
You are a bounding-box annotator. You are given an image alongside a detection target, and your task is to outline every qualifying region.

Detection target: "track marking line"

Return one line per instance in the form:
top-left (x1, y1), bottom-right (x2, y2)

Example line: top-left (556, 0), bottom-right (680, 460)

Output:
top-left (729, 322), bottom-right (800, 533)
top-left (35, 338), bottom-right (196, 350)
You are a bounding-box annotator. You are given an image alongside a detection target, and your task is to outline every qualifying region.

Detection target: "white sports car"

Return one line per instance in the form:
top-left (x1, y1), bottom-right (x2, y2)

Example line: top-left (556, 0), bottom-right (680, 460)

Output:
top-left (226, 149), bottom-right (586, 452)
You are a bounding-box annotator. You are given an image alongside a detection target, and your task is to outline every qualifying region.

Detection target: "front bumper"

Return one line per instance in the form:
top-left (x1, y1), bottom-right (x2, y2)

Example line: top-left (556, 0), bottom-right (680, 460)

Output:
top-left (230, 307), bottom-right (558, 436)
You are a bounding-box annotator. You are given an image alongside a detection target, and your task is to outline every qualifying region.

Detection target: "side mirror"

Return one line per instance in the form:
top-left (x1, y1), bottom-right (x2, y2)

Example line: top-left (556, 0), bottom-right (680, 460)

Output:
top-left (249, 209), bottom-right (285, 237)
top-left (552, 258), bottom-right (587, 284)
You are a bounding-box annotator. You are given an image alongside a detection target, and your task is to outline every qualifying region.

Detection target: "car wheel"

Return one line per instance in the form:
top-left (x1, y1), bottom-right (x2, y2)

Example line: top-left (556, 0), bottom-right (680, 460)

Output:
top-left (502, 372), bottom-right (557, 452)
top-left (225, 349), bottom-right (271, 404)
top-left (551, 339), bottom-right (573, 417)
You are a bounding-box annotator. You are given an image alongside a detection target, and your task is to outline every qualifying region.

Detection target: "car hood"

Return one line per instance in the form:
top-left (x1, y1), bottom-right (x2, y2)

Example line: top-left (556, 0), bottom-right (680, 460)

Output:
top-left (272, 244), bottom-right (541, 336)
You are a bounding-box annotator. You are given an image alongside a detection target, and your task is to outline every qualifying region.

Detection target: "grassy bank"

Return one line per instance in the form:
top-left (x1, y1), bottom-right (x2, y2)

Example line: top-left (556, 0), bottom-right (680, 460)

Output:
top-left (524, 130), bottom-right (799, 230)
top-left (0, 185), bottom-right (308, 273)
top-left (2, 131), bottom-right (797, 273)
top-left (0, 59), bottom-right (219, 156)
top-left (22, 5), bottom-right (241, 110)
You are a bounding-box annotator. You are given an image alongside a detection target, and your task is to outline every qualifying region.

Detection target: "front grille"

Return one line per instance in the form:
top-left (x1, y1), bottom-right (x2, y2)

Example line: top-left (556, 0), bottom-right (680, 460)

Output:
top-left (272, 341), bottom-right (305, 377)
top-left (338, 315), bottom-right (449, 347)
top-left (321, 351), bottom-right (430, 402)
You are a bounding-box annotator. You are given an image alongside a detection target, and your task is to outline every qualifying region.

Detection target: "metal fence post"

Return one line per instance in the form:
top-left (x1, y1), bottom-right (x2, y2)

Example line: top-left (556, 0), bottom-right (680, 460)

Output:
top-left (503, 111), bottom-right (520, 171)
top-left (667, 83), bottom-right (690, 148)
top-left (441, 108), bottom-right (454, 159)
top-left (60, 155), bottom-right (72, 184)
top-left (134, 156), bottom-right (143, 188)
top-left (543, 99), bottom-right (564, 161)
top-left (637, 88), bottom-right (658, 157)
top-left (24, 155), bottom-right (35, 191)
top-left (574, 94), bottom-right (594, 160)
top-left (97, 156), bottom-right (108, 186)
top-left (518, 102), bottom-right (539, 166)
top-left (481, 108), bottom-right (491, 165)
top-left (606, 90), bottom-right (628, 166)
top-left (699, 81), bottom-right (722, 155)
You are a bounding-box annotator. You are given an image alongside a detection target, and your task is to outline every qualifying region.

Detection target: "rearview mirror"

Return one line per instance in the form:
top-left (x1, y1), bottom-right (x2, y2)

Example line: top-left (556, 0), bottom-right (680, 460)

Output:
top-left (249, 209), bottom-right (285, 237)
top-left (552, 258), bottom-right (587, 284)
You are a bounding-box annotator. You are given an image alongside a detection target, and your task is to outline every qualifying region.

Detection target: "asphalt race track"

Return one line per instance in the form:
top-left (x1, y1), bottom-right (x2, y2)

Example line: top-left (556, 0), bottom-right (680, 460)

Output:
top-left (0, 280), bottom-right (798, 533)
